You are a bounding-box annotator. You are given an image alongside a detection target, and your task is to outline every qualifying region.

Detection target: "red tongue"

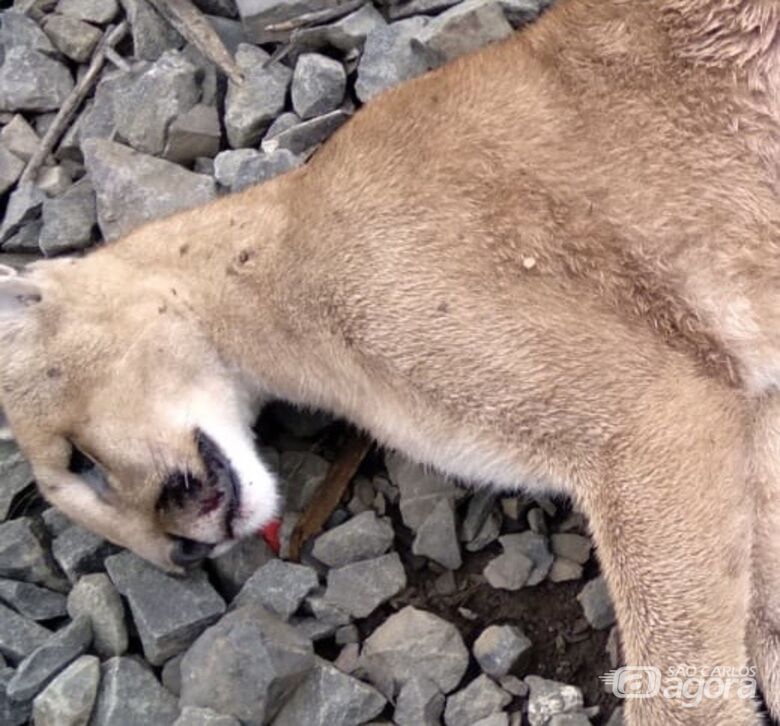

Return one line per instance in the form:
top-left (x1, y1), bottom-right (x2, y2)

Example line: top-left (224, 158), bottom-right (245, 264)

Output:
top-left (259, 519), bottom-right (281, 554)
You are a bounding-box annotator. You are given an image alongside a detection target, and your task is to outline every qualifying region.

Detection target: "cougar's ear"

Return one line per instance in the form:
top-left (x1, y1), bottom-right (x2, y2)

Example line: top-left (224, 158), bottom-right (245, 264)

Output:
top-left (0, 266), bottom-right (42, 315)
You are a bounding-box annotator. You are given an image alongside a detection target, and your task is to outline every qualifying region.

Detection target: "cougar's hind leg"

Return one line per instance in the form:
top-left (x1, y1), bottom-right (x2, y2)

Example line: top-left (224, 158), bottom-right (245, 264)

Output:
top-left (747, 396), bottom-right (780, 722)
top-left (580, 371), bottom-right (760, 725)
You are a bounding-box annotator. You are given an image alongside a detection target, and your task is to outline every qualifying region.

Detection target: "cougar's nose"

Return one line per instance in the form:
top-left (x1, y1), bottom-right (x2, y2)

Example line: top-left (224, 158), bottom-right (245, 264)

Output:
top-left (170, 536), bottom-right (214, 567)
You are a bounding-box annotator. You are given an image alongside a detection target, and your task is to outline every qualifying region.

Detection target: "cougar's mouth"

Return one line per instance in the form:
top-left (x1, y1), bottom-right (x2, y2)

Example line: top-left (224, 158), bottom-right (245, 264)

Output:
top-left (194, 429), bottom-right (241, 538)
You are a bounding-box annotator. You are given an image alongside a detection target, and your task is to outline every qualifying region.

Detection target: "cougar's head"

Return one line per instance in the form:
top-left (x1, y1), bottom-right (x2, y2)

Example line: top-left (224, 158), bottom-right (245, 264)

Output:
top-left (0, 258), bottom-right (279, 572)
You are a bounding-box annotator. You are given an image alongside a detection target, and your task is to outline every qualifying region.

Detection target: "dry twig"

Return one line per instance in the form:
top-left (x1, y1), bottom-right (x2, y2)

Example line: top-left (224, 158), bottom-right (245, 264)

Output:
top-left (147, 0), bottom-right (244, 85)
top-left (288, 432), bottom-right (373, 561)
top-left (264, 0), bottom-right (365, 32)
top-left (20, 21), bottom-right (129, 186)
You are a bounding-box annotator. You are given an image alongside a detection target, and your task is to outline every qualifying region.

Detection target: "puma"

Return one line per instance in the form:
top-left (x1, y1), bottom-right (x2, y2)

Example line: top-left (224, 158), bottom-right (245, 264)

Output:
top-left (0, 0), bottom-right (778, 722)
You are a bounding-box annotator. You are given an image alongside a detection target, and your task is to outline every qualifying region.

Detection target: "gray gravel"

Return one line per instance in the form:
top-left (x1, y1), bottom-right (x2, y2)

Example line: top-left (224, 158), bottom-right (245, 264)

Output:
top-left (32, 654), bottom-right (101, 726)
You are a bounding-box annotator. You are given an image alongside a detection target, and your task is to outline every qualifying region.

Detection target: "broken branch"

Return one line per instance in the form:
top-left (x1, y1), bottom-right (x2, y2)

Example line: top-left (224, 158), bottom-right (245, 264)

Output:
top-left (20, 21), bottom-right (129, 186)
top-left (288, 432), bottom-right (373, 561)
top-left (147, 0), bottom-right (244, 85)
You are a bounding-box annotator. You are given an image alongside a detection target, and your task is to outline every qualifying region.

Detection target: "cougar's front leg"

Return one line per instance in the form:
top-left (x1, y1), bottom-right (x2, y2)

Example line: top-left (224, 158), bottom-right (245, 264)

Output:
top-left (580, 375), bottom-right (760, 725)
top-left (746, 396), bottom-right (780, 721)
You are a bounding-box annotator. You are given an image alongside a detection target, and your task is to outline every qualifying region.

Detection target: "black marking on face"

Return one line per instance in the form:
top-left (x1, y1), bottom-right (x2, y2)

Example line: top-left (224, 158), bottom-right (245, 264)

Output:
top-left (158, 470), bottom-right (202, 511)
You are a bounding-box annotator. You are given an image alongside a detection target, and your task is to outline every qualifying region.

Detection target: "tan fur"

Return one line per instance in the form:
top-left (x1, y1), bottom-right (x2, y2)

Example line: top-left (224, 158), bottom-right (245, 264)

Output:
top-left (0, 0), bottom-right (778, 722)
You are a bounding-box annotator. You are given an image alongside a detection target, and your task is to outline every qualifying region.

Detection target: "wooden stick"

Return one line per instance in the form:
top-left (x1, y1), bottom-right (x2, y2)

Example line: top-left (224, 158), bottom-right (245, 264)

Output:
top-left (147, 0), bottom-right (244, 85)
top-left (288, 432), bottom-right (372, 561)
top-left (264, 0), bottom-right (365, 32)
top-left (20, 21), bottom-right (128, 186)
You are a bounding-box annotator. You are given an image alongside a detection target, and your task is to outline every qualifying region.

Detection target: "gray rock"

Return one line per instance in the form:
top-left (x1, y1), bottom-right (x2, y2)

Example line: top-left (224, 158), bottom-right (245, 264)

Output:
top-left (273, 656), bottom-right (386, 726)
top-left (35, 165), bottom-right (72, 197)
top-left (233, 558), bottom-right (318, 620)
top-left (0, 666), bottom-right (31, 726)
top-left (224, 44), bottom-right (291, 148)
top-left (0, 517), bottom-right (66, 592)
top-left (0, 602), bottom-right (51, 664)
top-left (91, 656), bottom-right (179, 725)
top-left (1, 218), bottom-right (40, 252)
top-left (498, 674), bottom-right (527, 697)
top-left (548, 557), bottom-right (583, 583)
top-left (324, 552), bottom-right (406, 619)
top-left (312, 511), bottom-right (394, 568)
top-left (78, 68), bottom-right (136, 145)
top-left (605, 707), bottom-right (624, 726)
top-left (237, 0), bottom-right (347, 43)
top-left (56, 0), bottom-right (119, 24)
top-left (211, 536), bottom-right (275, 599)
top-left (39, 178), bottom-right (97, 255)
top-left (360, 606), bottom-right (468, 696)
top-left (161, 653), bottom-right (183, 696)
top-left (0, 113), bottom-right (36, 161)
top-left (394, 677), bottom-right (444, 726)
top-left (114, 51), bottom-right (201, 156)
top-left (473, 625), bottom-right (532, 678)
top-left (0, 441), bottom-right (33, 520)
top-left (279, 450), bottom-right (330, 511)
top-left (213, 148), bottom-right (262, 188)
top-left (232, 149), bottom-right (301, 192)
top-left (261, 109), bottom-right (350, 156)
top-left (7, 616), bottom-right (92, 701)
top-left (525, 675), bottom-right (584, 726)
top-left (52, 525), bottom-right (117, 583)
top-left (465, 510), bottom-right (501, 552)
top-left (483, 550), bottom-right (533, 591)
top-left (291, 616), bottom-right (338, 641)
top-left (0, 11), bottom-right (55, 55)
top-left (0, 47), bottom-right (73, 112)
top-left (264, 112), bottom-right (301, 142)
top-left (412, 497), bottom-right (462, 570)
top-left (293, 4), bottom-right (386, 54)
top-left (444, 675), bottom-right (511, 726)
top-left (82, 139), bottom-right (217, 240)
top-left (67, 573), bottom-right (128, 658)
top-left (41, 508), bottom-right (71, 538)
top-left (0, 578), bottom-right (67, 621)
top-left (474, 714), bottom-right (509, 726)
top-left (413, 0), bottom-right (513, 68)
top-left (164, 104), bottom-right (221, 164)
top-left (387, 453), bottom-right (465, 533)
top-left (180, 605), bottom-right (314, 725)
top-left (31, 655), bottom-right (100, 726)
top-left (292, 54), bottom-right (346, 120)
top-left (0, 115), bottom-right (39, 162)
top-left (205, 15), bottom-right (247, 54)
top-left (461, 488), bottom-right (498, 543)
top-left (119, 0), bottom-right (184, 61)
top-left (499, 0), bottom-right (549, 27)
top-left (105, 550), bottom-right (225, 665)
top-left (174, 706), bottom-right (241, 726)
top-left (0, 183), bottom-right (44, 246)
top-left (333, 642), bottom-right (360, 674)
top-left (499, 532), bottom-right (553, 586)
top-left (551, 534), bottom-right (591, 565)
top-left (355, 18), bottom-right (429, 102)
top-left (577, 576), bottom-right (616, 630)
top-left (305, 593), bottom-right (351, 626)
top-left (335, 624), bottom-right (359, 645)
top-left (0, 144), bottom-right (23, 195)
top-left (548, 714), bottom-right (593, 726)
top-left (42, 14), bottom-right (102, 63)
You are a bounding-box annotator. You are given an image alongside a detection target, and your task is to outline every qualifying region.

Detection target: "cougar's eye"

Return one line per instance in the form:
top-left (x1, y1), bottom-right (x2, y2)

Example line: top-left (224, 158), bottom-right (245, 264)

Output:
top-left (68, 442), bottom-right (94, 475)
top-left (68, 441), bottom-right (112, 500)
